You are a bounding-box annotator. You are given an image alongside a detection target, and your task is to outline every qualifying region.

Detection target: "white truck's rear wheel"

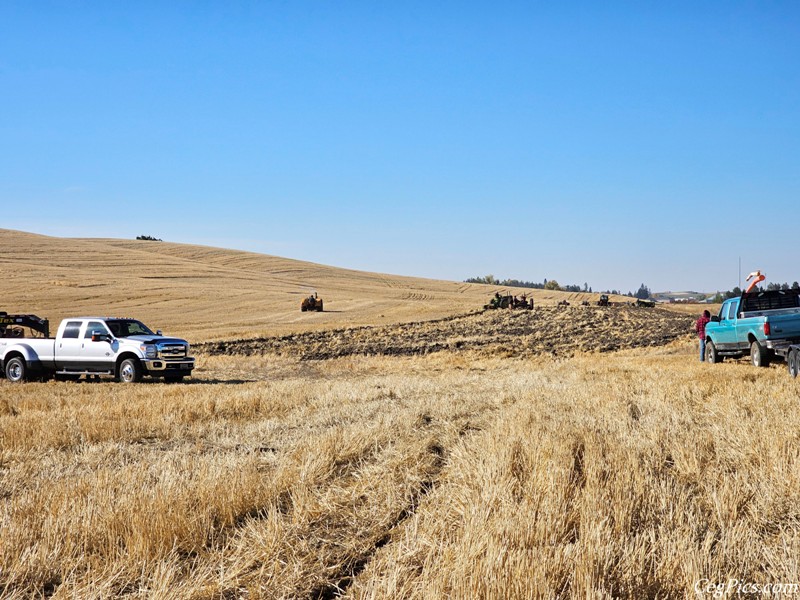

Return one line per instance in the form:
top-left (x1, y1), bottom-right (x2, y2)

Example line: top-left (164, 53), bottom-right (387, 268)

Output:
top-left (5, 357), bottom-right (27, 383)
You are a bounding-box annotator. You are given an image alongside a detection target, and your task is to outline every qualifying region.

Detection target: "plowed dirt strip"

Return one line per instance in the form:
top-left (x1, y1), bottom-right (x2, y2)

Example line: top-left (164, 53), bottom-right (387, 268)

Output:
top-left (199, 306), bottom-right (695, 360)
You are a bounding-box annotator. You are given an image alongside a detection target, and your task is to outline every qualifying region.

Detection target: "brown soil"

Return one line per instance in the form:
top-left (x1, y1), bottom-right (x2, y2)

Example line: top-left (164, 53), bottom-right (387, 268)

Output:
top-left (198, 305), bottom-right (695, 360)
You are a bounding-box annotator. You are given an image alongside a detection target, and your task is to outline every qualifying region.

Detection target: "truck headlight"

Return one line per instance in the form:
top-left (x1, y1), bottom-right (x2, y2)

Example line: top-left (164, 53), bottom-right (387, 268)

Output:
top-left (140, 344), bottom-right (157, 359)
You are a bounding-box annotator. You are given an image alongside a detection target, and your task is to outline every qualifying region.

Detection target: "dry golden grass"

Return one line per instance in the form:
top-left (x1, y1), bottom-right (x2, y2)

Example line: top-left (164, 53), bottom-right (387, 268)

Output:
top-left (3, 342), bottom-right (800, 598)
top-left (0, 229), bottom-right (636, 341)
top-left (1, 229), bottom-right (787, 598)
top-left (660, 302), bottom-right (722, 316)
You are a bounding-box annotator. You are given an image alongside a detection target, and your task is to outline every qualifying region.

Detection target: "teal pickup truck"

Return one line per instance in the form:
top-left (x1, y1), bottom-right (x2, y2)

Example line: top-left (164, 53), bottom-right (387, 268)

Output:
top-left (705, 289), bottom-right (800, 367)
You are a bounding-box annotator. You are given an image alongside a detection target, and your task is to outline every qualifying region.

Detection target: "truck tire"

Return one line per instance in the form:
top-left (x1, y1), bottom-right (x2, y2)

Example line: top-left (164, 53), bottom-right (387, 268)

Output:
top-left (5, 357), bottom-right (27, 383)
top-left (118, 358), bottom-right (142, 383)
top-left (706, 340), bottom-right (721, 364)
top-left (788, 349), bottom-right (799, 378)
top-left (750, 340), bottom-right (770, 368)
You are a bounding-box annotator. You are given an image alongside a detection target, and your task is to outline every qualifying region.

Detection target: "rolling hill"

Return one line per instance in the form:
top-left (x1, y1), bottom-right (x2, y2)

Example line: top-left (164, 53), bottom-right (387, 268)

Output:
top-left (0, 229), bottom-right (627, 341)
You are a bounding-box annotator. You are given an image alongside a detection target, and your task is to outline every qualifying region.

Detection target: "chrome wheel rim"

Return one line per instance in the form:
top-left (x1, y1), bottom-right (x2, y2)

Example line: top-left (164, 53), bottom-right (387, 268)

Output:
top-left (121, 363), bottom-right (134, 382)
top-left (8, 363), bottom-right (22, 381)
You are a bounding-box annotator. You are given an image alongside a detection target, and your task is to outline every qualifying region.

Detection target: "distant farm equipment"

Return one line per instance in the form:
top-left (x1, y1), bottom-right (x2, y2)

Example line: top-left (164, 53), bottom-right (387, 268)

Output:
top-left (485, 293), bottom-right (533, 310)
top-left (557, 300), bottom-right (570, 308)
top-left (636, 298), bottom-right (656, 308)
top-left (301, 293), bottom-right (324, 312)
top-left (485, 293), bottom-right (511, 309)
top-left (597, 294), bottom-right (610, 306)
top-left (512, 295), bottom-right (534, 310)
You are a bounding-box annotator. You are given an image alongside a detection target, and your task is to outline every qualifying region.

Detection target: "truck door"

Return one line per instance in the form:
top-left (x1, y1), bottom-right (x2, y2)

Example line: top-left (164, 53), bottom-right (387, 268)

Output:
top-left (56, 321), bottom-right (85, 369)
top-left (717, 300), bottom-right (739, 350)
top-left (82, 321), bottom-right (116, 371)
top-left (731, 300), bottom-right (754, 349)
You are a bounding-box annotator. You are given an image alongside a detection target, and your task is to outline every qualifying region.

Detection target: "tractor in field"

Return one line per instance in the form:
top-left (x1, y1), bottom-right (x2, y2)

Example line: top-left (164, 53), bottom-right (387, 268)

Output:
top-left (485, 293), bottom-right (511, 310)
top-left (511, 294), bottom-right (534, 310)
top-left (301, 293), bottom-right (324, 312)
top-left (485, 293), bottom-right (533, 310)
top-left (636, 298), bottom-right (656, 308)
top-left (597, 294), bottom-right (610, 306)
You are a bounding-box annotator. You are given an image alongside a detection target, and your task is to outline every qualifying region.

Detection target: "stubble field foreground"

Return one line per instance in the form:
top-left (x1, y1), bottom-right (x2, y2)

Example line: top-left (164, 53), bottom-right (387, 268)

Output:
top-left (3, 340), bottom-right (800, 598)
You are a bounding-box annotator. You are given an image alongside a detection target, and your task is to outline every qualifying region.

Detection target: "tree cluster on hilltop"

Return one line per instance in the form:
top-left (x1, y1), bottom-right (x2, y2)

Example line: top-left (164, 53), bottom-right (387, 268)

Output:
top-left (465, 275), bottom-right (591, 293)
top-left (466, 276), bottom-right (654, 299)
top-left (136, 235), bottom-right (163, 241)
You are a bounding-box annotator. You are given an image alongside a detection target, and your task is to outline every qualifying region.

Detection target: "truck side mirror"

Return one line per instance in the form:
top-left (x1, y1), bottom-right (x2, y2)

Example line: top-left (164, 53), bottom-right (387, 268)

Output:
top-left (91, 333), bottom-right (111, 343)
top-left (710, 316), bottom-right (720, 323)
top-left (156, 330), bottom-right (163, 336)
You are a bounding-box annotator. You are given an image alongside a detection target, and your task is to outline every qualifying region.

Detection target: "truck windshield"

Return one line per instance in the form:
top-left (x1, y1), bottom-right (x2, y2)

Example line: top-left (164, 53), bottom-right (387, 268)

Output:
top-left (105, 320), bottom-right (155, 338)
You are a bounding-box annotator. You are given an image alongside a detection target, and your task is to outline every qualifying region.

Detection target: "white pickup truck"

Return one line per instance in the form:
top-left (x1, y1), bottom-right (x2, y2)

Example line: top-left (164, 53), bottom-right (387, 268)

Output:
top-left (0, 313), bottom-right (194, 383)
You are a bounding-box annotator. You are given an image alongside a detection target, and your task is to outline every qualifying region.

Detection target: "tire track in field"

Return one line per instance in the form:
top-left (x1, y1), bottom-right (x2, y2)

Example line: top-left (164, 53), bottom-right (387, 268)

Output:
top-left (307, 406), bottom-right (498, 599)
top-left (201, 399), bottom-right (502, 599)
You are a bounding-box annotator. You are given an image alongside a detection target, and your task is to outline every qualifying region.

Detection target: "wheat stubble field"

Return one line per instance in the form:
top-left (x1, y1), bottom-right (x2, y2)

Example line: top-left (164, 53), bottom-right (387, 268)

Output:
top-left (2, 229), bottom-right (800, 599)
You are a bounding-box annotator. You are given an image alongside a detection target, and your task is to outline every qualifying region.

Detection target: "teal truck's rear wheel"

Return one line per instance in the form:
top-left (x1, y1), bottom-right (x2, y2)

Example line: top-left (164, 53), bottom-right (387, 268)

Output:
top-left (750, 340), bottom-right (770, 368)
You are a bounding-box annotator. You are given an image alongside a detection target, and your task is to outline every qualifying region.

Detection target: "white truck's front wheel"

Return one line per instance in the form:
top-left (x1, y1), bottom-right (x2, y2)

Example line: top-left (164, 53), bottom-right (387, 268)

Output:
top-left (118, 358), bottom-right (142, 383)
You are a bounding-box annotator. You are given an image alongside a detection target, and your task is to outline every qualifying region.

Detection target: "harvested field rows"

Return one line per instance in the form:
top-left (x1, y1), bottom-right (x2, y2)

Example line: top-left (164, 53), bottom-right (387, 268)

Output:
top-left (199, 305), bottom-right (695, 360)
top-left (3, 347), bottom-right (800, 597)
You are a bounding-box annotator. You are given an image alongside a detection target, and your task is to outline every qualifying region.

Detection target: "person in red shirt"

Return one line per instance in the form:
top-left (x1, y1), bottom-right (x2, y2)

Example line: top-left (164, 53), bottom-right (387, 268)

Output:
top-left (695, 310), bottom-right (711, 361)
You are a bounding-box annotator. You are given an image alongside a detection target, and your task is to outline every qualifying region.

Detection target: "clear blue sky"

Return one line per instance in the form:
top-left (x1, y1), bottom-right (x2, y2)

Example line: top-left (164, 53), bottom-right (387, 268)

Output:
top-left (2, 2), bottom-right (798, 293)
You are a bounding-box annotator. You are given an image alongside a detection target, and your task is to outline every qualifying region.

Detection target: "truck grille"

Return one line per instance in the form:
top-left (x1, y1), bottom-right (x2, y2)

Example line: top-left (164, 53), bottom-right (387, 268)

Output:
top-left (158, 343), bottom-right (187, 359)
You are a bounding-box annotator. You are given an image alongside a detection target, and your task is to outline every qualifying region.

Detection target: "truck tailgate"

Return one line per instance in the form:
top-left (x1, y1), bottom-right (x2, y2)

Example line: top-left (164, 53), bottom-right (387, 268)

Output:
top-left (767, 312), bottom-right (800, 341)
